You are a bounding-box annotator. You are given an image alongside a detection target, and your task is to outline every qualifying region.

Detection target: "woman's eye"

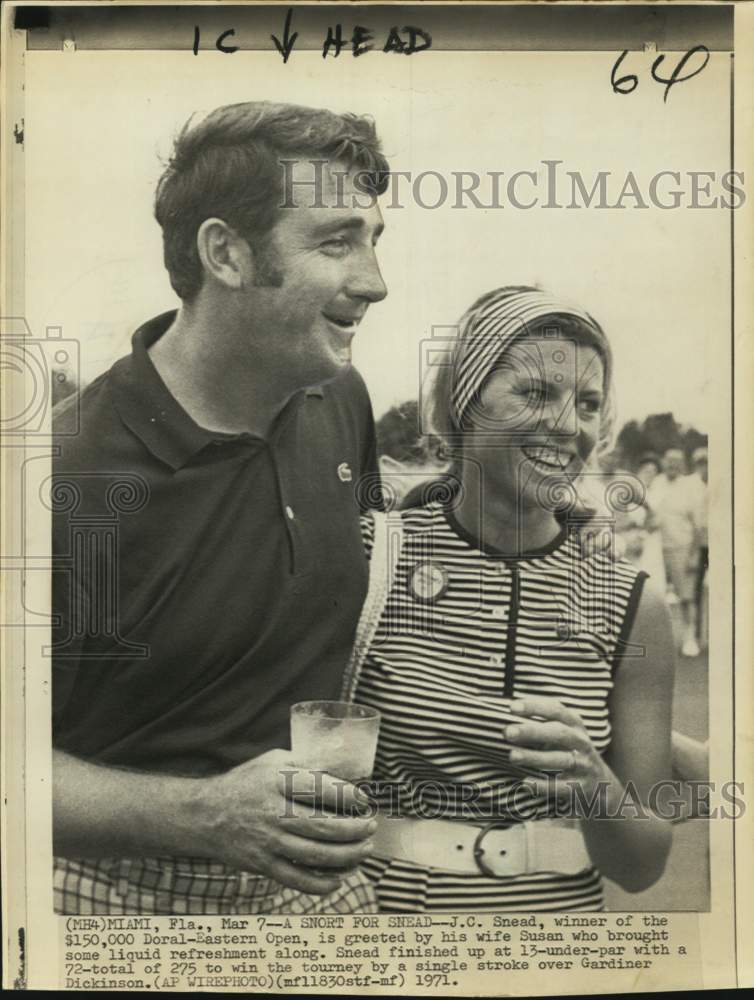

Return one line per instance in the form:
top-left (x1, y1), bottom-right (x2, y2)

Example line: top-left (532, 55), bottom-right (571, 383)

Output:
top-left (578, 397), bottom-right (601, 415)
top-left (521, 385), bottom-right (546, 403)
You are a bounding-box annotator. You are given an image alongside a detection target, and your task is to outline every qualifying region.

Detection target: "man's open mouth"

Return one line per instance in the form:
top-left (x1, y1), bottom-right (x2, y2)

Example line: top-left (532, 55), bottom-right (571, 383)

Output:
top-left (323, 314), bottom-right (360, 332)
top-left (521, 445), bottom-right (572, 471)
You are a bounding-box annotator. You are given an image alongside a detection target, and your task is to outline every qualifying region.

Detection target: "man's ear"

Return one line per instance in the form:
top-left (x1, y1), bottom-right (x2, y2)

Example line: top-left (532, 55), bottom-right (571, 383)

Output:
top-left (196, 218), bottom-right (253, 291)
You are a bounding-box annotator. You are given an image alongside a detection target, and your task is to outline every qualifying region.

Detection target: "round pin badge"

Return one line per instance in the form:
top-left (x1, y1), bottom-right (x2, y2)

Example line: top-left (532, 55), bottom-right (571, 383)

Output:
top-left (408, 561), bottom-right (450, 603)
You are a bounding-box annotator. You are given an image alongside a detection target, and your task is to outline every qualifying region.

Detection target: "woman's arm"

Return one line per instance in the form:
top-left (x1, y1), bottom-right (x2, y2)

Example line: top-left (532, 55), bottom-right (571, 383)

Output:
top-left (506, 580), bottom-right (675, 893)
top-left (671, 730), bottom-right (709, 783)
top-left (588, 579), bottom-right (675, 889)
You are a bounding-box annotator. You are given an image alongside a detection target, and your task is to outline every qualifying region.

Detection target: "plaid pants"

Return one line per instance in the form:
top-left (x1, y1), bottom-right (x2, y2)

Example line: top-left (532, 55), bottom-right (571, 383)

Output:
top-left (54, 856), bottom-right (377, 915)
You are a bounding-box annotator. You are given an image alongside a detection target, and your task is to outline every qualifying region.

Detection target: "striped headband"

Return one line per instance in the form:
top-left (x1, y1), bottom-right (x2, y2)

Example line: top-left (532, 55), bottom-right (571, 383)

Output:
top-left (450, 287), bottom-right (609, 429)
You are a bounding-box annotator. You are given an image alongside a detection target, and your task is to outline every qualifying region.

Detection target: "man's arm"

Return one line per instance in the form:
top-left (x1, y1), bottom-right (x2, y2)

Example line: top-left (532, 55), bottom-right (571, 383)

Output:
top-left (53, 534), bottom-right (376, 896)
top-left (54, 748), bottom-right (377, 896)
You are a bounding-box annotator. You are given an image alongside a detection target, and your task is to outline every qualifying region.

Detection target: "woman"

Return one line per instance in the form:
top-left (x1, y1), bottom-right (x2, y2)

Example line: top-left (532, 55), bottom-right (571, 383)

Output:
top-left (347, 286), bottom-right (675, 912)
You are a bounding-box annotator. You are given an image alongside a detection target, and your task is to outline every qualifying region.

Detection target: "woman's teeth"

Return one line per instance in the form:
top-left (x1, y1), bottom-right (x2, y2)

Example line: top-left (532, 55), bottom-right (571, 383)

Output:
top-left (522, 446), bottom-right (569, 470)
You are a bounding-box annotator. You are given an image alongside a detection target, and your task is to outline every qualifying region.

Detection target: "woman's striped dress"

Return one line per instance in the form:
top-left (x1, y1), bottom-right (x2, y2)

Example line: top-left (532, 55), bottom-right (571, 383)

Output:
top-left (355, 502), bottom-right (647, 912)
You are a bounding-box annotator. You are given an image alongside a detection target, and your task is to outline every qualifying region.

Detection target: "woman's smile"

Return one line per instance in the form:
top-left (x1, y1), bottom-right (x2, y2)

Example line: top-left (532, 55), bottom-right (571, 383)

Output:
top-left (520, 444), bottom-right (575, 472)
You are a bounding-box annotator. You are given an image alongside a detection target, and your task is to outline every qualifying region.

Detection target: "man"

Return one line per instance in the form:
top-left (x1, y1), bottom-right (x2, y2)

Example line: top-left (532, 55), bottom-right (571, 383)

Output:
top-left (630, 453), bottom-right (666, 588)
top-left (52, 102), bottom-right (388, 914)
top-left (636, 453), bottom-right (661, 493)
top-left (648, 447), bottom-right (704, 657)
top-left (375, 400), bottom-right (447, 506)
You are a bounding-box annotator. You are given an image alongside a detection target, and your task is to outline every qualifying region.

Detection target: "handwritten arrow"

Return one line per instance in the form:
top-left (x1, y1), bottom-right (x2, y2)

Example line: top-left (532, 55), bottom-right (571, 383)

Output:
top-left (271, 7), bottom-right (298, 64)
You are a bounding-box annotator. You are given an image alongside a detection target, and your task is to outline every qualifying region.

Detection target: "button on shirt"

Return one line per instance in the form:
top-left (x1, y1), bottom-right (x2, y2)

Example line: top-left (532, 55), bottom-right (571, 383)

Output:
top-left (52, 312), bottom-right (379, 776)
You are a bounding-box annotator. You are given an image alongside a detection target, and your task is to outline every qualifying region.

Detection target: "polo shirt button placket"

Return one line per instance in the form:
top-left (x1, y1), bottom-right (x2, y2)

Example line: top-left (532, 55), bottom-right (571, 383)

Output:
top-left (282, 500), bottom-right (310, 577)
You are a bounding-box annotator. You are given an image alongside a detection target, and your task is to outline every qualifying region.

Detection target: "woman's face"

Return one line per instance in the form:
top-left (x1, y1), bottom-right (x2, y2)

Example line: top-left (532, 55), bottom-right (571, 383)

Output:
top-left (461, 335), bottom-right (605, 510)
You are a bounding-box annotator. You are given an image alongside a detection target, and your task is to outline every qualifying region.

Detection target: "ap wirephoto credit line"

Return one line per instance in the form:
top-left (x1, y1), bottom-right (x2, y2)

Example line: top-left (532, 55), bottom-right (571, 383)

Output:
top-left (1, 0), bottom-right (752, 994)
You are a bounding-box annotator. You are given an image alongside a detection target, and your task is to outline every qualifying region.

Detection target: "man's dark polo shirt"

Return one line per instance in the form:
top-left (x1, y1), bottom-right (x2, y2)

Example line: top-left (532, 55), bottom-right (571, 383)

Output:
top-left (52, 312), bottom-right (378, 776)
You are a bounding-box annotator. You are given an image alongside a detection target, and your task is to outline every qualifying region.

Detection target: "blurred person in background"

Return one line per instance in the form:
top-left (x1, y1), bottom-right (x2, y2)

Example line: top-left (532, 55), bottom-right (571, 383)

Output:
top-left (690, 447), bottom-right (709, 648)
top-left (609, 468), bottom-right (647, 565)
top-left (649, 448), bottom-right (704, 657)
top-left (636, 453), bottom-right (661, 493)
top-left (629, 454), bottom-right (666, 588)
top-left (375, 400), bottom-right (446, 506)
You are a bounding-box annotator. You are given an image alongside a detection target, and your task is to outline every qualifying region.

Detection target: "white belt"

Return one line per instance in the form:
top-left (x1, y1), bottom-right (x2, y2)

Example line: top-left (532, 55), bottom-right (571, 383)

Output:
top-left (373, 815), bottom-right (592, 878)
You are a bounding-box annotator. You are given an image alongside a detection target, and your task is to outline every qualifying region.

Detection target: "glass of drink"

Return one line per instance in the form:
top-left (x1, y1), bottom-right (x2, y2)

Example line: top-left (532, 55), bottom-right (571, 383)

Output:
top-left (290, 700), bottom-right (380, 782)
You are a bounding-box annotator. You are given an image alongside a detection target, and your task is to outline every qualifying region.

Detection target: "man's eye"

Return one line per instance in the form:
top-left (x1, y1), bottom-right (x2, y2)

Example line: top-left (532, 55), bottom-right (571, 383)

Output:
top-left (320, 237), bottom-right (349, 256)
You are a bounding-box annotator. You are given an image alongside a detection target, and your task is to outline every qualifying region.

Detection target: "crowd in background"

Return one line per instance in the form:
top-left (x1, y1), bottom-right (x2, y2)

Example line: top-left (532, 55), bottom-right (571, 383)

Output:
top-left (617, 448), bottom-right (708, 658)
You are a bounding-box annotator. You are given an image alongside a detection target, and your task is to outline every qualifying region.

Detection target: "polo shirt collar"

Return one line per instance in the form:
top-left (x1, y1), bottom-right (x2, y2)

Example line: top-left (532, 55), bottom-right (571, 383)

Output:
top-left (111, 311), bottom-right (324, 471)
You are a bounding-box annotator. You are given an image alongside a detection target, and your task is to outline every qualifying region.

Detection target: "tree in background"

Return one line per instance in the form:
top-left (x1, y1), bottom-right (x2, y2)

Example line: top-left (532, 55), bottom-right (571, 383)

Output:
top-left (376, 400), bottom-right (444, 464)
top-left (377, 401), bottom-right (707, 473)
top-left (615, 412), bottom-right (707, 470)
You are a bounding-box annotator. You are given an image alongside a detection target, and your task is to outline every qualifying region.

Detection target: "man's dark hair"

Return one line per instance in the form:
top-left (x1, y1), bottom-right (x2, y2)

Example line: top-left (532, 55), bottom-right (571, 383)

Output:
top-left (154, 101), bottom-right (390, 301)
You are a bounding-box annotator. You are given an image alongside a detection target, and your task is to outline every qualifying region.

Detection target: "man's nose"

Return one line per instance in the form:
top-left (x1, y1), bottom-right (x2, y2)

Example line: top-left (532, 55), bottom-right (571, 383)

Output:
top-left (348, 247), bottom-right (388, 303)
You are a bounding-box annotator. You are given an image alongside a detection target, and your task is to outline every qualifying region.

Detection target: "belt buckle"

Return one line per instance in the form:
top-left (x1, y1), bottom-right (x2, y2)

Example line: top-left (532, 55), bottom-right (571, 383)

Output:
top-left (473, 823), bottom-right (528, 878)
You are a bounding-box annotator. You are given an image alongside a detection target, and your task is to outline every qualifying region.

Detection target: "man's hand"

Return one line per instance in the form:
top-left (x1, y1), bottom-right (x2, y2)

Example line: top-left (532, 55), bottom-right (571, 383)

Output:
top-left (196, 749), bottom-right (377, 896)
top-left (53, 747), bottom-right (376, 897)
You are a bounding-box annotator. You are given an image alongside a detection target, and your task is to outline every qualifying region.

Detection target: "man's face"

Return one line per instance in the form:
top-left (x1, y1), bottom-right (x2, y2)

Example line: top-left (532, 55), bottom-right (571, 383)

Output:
top-left (242, 160), bottom-right (387, 387)
top-left (662, 449), bottom-right (685, 480)
top-left (637, 461), bottom-right (659, 489)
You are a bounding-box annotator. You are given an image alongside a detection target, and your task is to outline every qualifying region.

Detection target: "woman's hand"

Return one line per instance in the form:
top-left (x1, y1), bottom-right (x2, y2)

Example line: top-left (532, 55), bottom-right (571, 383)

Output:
top-left (504, 581), bottom-right (676, 894)
top-left (505, 695), bottom-right (613, 808)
